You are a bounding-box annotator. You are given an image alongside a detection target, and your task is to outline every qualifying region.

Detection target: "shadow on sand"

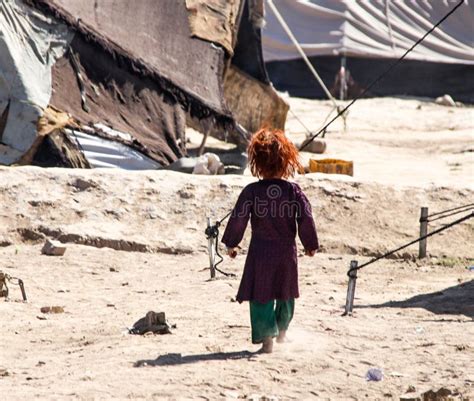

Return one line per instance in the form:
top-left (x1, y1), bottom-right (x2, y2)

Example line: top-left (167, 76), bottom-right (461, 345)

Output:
top-left (359, 280), bottom-right (474, 320)
top-left (134, 350), bottom-right (259, 367)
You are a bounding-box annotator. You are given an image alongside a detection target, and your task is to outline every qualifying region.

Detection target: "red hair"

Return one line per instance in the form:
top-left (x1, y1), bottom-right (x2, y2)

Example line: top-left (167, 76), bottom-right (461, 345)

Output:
top-left (248, 128), bottom-right (302, 179)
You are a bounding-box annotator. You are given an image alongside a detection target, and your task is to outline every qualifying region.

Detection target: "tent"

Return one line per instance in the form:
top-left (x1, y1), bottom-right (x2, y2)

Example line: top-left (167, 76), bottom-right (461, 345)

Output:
top-left (262, 0), bottom-right (474, 102)
top-left (0, 0), bottom-right (288, 169)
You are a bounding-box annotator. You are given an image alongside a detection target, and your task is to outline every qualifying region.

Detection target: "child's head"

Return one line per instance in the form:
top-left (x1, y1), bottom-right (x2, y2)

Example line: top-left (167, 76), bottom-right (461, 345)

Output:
top-left (248, 128), bottom-right (302, 179)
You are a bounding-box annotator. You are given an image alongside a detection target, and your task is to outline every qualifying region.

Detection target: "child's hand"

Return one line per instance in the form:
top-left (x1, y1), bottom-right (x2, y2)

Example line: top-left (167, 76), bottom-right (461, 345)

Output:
top-left (227, 247), bottom-right (238, 258)
top-left (305, 249), bottom-right (316, 257)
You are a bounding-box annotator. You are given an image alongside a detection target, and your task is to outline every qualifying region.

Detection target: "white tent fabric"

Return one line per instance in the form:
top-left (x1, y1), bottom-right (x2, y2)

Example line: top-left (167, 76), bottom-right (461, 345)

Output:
top-left (262, 0), bottom-right (474, 65)
top-left (0, 0), bottom-right (72, 164)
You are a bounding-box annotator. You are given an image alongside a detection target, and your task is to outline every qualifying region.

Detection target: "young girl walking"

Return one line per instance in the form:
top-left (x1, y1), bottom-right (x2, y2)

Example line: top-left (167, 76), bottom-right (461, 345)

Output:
top-left (222, 128), bottom-right (318, 353)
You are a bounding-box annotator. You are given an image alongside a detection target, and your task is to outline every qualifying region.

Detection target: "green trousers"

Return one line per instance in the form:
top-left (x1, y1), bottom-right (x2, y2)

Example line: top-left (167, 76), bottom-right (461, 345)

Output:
top-left (249, 299), bottom-right (294, 344)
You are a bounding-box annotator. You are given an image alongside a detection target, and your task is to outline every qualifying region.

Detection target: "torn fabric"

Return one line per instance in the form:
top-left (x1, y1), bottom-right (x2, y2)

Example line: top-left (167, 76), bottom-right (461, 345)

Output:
top-left (0, 0), bottom-right (72, 164)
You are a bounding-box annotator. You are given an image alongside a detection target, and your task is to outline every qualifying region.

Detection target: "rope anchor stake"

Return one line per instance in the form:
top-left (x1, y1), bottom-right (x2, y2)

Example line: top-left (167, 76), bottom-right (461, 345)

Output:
top-left (0, 271), bottom-right (27, 301)
top-left (343, 260), bottom-right (358, 316)
top-left (205, 215), bottom-right (236, 279)
top-left (341, 210), bottom-right (473, 317)
top-left (205, 217), bottom-right (218, 279)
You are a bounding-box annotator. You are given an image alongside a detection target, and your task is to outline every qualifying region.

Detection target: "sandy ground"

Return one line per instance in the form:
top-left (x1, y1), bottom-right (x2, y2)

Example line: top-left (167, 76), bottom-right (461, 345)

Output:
top-left (1, 97), bottom-right (473, 400)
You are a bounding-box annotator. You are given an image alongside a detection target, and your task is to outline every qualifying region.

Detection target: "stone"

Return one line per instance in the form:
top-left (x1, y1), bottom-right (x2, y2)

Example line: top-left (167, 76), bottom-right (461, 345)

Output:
top-left (41, 239), bottom-right (67, 256)
top-left (435, 95), bottom-right (456, 107)
top-left (304, 139), bottom-right (327, 154)
top-left (400, 395), bottom-right (421, 401)
top-left (40, 306), bottom-right (64, 314)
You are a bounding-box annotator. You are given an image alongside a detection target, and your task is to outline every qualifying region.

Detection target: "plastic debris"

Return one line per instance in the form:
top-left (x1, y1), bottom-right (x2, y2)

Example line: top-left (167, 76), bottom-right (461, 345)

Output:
top-left (193, 153), bottom-right (224, 175)
top-left (365, 368), bottom-right (383, 381)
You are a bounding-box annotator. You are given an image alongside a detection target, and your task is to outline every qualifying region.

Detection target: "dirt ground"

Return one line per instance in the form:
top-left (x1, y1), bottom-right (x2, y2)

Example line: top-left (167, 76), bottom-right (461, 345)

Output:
top-left (0, 97), bottom-right (473, 400)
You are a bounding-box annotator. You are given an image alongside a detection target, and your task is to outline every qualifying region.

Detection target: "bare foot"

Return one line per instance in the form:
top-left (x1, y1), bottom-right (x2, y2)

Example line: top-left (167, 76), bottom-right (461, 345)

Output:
top-left (276, 330), bottom-right (290, 343)
top-left (259, 337), bottom-right (273, 353)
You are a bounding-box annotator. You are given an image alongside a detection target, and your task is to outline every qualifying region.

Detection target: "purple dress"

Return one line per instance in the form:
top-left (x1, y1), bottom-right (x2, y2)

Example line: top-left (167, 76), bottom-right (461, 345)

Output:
top-left (221, 179), bottom-right (318, 304)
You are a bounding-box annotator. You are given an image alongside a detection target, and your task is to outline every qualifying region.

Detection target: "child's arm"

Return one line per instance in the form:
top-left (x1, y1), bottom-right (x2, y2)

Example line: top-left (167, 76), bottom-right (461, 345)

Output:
top-left (295, 185), bottom-right (319, 255)
top-left (221, 186), bottom-right (252, 255)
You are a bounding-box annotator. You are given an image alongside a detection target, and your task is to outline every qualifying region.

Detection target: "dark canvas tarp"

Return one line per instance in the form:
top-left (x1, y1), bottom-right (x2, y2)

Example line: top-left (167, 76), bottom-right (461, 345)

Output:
top-left (188, 0), bottom-right (289, 147)
top-left (31, 0), bottom-right (233, 119)
top-left (224, 0), bottom-right (288, 134)
top-left (22, 0), bottom-right (239, 165)
top-left (1, 0), bottom-right (288, 167)
top-left (51, 35), bottom-right (187, 165)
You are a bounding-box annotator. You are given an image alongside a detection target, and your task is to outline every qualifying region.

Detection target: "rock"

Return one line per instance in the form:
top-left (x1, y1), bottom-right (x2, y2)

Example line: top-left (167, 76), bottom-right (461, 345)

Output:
top-left (41, 239), bottom-right (67, 256)
top-left (304, 139), bottom-right (327, 154)
top-left (435, 95), bottom-right (456, 107)
top-left (40, 306), bottom-right (64, 314)
top-left (400, 395), bottom-right (421, 401)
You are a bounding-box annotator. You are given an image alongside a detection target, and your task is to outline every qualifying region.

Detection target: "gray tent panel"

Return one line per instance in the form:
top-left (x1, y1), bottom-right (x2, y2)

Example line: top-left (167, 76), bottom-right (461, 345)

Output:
top-left (0, 0), bottom-right (71, 164)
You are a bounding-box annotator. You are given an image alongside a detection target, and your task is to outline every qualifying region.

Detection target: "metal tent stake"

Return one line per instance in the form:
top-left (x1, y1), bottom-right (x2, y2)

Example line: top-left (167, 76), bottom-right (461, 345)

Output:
top-left (418, 207), bottom-right (428, 258)
top-left (18, 279), bottom-right (27, 301)
top-left (206, 217), bottom-right (216, 279)
top-left (343, 260), bottom-right (358, 316)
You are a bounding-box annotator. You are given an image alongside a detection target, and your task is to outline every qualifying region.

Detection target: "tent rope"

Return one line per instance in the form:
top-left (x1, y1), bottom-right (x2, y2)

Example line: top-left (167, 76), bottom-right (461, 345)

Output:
top-left (426, 202), bottom-right (474, 219)
top-left (349, 211), bottom-right (473, 275)
top-left (426, 204), bottom-right (474, 223)
top-left (205, 215), bottom-right (236, 277)
top-left (210, 0), bottom-right (466, 243)
top-left (298, 0), bottom-right (465, 152)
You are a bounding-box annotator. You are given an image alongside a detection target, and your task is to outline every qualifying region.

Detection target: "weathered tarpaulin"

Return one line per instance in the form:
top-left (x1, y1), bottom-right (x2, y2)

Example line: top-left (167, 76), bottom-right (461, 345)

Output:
top-left (1, 0), bottom-right (289, 168)
top-left (0, 0), bottom-right (71, 165)
top-left (227, 0), bottom-right (288, 134)
top-left (28, 0), bottom-right (233, 122)
top-left (185, 0), bottom-right (241, 55)
top-left (224, 66), bottom-right (288, 134)
top-left (51, 34), bottom-right (187, 165)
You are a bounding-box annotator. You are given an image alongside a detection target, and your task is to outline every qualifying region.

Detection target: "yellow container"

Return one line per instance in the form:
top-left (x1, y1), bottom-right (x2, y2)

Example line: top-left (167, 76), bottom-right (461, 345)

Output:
top-left (309, 158), bottom-right (353, 176)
